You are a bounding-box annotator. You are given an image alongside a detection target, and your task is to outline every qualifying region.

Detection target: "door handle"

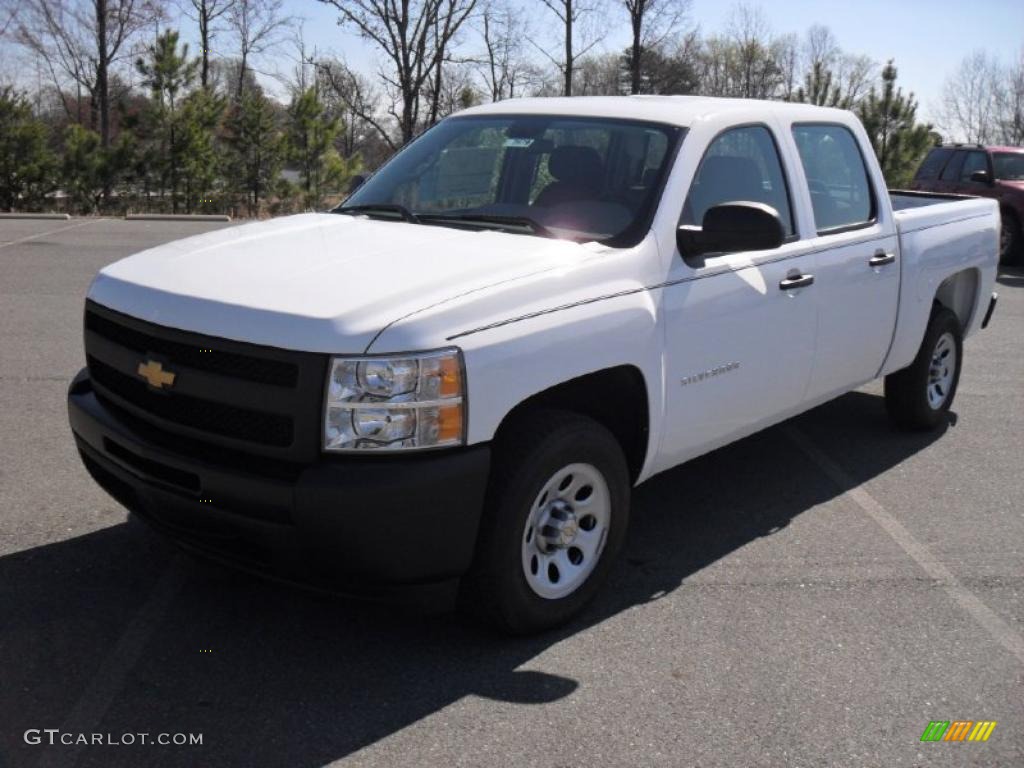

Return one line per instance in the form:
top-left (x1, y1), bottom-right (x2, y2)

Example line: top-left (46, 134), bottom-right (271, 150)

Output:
top-left (779, 274), bottom-right (815, 291)
top-left (869, 251), bottom-right (896, 267)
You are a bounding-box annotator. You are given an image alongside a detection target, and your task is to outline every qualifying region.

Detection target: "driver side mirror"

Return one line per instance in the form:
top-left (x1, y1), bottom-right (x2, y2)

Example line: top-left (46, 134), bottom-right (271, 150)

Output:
top-left (677, 202), bottom-right (785, 267)
top-left (969, 170), bottom-right (993, 185)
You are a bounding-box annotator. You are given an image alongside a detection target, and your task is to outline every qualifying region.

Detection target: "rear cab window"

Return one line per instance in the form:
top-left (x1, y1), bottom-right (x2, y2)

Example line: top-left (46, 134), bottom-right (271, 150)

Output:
top-left (791, 124), bottom-right (875, 233)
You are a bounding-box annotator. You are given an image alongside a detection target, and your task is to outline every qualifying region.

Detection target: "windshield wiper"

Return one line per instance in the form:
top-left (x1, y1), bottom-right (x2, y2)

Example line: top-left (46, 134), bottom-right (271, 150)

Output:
top-left (417, 213), bottom-right (554, 238)
top-left (334, 203), bottom-right (420, 223)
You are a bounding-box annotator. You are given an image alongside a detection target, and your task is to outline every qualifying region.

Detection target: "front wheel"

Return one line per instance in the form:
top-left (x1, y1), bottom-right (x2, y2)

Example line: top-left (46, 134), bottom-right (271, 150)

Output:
top-left (460, 411), bottom-right (630, 634)
top-left (885, 306), bottom-right (963, 430)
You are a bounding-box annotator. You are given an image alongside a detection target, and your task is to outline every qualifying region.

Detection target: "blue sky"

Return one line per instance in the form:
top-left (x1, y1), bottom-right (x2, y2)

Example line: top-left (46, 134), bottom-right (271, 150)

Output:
top-left (290, 0), bottom-right (1024, 123)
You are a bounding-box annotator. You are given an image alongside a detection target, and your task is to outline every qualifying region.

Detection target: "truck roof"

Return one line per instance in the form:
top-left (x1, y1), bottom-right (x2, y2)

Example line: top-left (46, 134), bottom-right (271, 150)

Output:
top-left (458, 95), bottom-right (855, 128)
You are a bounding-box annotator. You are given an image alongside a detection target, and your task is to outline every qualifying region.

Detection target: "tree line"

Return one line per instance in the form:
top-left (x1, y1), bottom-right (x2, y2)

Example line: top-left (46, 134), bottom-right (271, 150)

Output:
top-left (1, 0), bottom-right (1022, 216)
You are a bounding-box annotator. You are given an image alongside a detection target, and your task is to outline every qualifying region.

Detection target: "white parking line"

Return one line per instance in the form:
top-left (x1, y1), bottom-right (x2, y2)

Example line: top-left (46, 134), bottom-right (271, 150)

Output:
top-left (0, 220), bottom-right (101, 251)
top-left (35, 555), bottom-right (188, 768)
top-left (785, 425), bottom-right (1024, 666)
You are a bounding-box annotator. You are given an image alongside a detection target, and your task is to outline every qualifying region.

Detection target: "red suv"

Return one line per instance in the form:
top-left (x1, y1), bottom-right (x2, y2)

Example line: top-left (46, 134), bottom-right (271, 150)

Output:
top-left (910, 144), bottom-right (1024, 263)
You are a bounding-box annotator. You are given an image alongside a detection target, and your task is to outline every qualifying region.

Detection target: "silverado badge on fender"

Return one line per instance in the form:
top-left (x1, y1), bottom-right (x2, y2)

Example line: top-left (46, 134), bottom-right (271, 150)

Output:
top-left (137, 359), bottom-right (176, 390)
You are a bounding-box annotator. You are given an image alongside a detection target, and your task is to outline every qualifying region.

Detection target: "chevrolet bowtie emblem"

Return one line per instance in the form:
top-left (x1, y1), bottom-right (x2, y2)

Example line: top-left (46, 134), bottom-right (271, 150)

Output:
top-left (137, 359), bottom-right (176, 389)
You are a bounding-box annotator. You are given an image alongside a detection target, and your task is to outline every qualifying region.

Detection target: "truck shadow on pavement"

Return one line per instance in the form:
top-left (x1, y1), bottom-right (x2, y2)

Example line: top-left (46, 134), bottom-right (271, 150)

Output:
top-left (0, 390), bottom-right (951, 768)
top-left (996, 264), bottom-right (1024, 287)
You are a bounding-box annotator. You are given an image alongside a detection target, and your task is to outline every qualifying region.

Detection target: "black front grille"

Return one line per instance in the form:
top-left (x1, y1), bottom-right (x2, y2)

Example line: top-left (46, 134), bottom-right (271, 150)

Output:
top-left (83, 300), bottom-right (327, 462)
top-left (86, 309), bottom-right (298, 387)
top-left (104, 437), bottom-right (201, 492)
top-left (92, 392), bottom-right (305, 481)
top-left (88, 355), bottom-right (293, 446)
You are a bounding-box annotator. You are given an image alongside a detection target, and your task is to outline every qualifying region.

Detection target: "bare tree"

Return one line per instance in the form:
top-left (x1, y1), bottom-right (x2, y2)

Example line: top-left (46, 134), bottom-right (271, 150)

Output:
top-left (788, 25), bottom-right (874, 106)
top-left (226, 0), bottom-right (290, 98)
top-left (622, 0), bottom-right (688, 94)
top-left (314, 57), bottom-right (397, 151)
top-left (835, 53), bottom-right (875, 105)
top-left (179, 0), bottom-right (236, 89)
top-left (725, 4), bottom-right (782, 99)
top-left (476, 1), bottom-right (536, 101)
top-left (774, 32), bottom-right (798, 99)
top-left (425, 61), bottom-right (478, 118)
top-left (996, 49), bottom-right (1024, 145)
top-left (0, 2), bottom-right (17, 37)
top-left (937, 50), bottom-right (1002, 143)
top-left (573, 51), bottom-right (620, 95)
top-left (16, 0), bottom-right (160, 145)
top-left (802, 23), bottom-right (839, 73)
top-left (536, 0), bottom-right (604, 96)
top-left (318, 0), bottom-right (478, 144)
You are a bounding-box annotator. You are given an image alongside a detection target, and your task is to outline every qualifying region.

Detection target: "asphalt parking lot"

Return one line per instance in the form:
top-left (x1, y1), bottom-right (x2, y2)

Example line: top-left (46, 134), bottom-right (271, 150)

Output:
top-left (1, 216), bottom-right (1021, 768)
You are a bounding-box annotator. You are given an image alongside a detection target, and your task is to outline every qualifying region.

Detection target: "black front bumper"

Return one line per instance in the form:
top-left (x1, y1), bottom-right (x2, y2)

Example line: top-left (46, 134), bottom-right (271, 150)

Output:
top-left (68, 369), bottom-right (491, 604)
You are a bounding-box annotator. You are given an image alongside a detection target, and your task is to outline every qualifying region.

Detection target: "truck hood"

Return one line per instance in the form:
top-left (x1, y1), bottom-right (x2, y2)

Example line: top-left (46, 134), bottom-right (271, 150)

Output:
top-left (88, 213), bottom-right (593, 353)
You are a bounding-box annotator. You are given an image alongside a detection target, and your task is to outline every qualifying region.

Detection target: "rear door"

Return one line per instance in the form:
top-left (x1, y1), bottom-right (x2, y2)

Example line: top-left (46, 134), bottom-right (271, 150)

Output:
top-left (788, 123), bottom-right (900, 401)
top-left (659, 124), bottom-right (818, 467)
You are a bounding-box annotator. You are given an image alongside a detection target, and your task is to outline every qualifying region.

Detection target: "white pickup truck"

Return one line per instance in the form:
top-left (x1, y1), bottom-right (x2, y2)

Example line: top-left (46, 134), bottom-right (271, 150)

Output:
top-left (68, 97), bottom-right (999, 633)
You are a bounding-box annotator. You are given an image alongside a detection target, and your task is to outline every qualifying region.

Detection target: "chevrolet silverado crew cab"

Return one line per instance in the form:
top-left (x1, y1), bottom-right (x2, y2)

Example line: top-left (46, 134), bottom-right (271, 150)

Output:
top-left (68, 97), bottom-right (1000, 633)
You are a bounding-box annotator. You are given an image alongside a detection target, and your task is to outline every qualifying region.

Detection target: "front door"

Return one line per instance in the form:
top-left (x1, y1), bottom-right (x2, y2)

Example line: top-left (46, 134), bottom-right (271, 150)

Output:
top-left (659, 124), bottom-right (818, 470)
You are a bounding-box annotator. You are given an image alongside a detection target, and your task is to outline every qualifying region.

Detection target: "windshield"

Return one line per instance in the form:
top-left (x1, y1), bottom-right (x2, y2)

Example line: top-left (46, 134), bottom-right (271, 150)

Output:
top-left (993, 152), bottom-right (1024, 181)
top-left (339, 115), bottom-right (682, 246)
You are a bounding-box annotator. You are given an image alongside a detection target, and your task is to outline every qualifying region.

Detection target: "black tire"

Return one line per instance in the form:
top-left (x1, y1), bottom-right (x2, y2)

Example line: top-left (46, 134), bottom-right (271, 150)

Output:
top-left (884, 306), bottom-right (963, 430)
top-left (460, 410), bottom-right (631, 634)
top-left (1000, 211), bottom-right (1022, 265)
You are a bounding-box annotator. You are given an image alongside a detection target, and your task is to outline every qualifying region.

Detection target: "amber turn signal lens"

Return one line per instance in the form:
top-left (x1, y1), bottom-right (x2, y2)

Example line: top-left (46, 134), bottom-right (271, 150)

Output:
top-left (438, 355), bottom-right (461, 398)
top-left (437, 403), bottom-right (463, 443)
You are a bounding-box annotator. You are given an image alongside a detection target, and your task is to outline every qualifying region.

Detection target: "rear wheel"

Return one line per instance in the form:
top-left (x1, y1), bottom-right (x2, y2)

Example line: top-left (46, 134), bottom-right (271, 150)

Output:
top-left (885, 306), bottom-right (963, 430)
top-left (460, 411), bottom-right (630, 634)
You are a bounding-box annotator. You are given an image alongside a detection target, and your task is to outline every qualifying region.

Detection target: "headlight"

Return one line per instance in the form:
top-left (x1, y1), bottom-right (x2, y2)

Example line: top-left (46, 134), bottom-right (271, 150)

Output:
top-left (323, 348), bottom-right (465, 452)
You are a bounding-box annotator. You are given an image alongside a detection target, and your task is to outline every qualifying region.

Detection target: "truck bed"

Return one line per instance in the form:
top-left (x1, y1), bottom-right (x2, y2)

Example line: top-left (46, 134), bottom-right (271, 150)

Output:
top-left (889, 189), bottom-right (965, 211)
top-left (890, 190), bottom-right (996, 233)
top-left (881, 190), bottom-right (999, 379)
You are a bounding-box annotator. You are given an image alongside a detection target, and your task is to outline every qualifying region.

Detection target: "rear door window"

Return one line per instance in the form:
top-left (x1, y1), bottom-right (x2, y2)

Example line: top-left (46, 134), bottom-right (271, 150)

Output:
top-left (914, 148), bottom-right (953, 181)
top-left (791, 124), bottom-right (875, 232)
top-left (940, 151), bottom-right (966, 181)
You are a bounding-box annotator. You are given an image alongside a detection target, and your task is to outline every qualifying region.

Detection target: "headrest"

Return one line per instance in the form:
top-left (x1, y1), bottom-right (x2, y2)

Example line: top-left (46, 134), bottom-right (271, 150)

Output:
top-left (548, 146), bottom-right (604, 186)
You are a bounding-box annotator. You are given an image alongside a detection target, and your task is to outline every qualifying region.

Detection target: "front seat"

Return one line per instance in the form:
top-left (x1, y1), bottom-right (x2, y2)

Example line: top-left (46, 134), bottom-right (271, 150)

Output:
top-left (534, 146), bottom-right (604, 207)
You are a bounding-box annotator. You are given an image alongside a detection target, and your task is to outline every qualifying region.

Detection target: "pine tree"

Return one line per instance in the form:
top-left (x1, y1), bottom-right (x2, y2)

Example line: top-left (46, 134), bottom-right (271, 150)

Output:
top-left (61, 125), bottom-right (105, 212)
top-left (285, 87), bottom-right (359, 210)
top-left (794, 61), bottom-right (850, 108)
top-left (226, 89), bottom-right (284, 216)
top-left (0, 87), bottom-right (56, 211)
top-left (857, 61), bottom-right (934, 187)
top-left (135, 30), bottom-right (207, 212)
top-left (176, 89), bottom-right (226, 213)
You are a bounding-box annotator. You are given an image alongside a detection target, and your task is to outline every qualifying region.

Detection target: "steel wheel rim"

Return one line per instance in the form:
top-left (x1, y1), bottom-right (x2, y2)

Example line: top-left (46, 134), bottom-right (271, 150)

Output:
top-left (1000, 221), bottom-right (1011, 257)
top-left (521, 462), bottom-right (610, 600)
top-left (927, 331), bottom-right (956, 410)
